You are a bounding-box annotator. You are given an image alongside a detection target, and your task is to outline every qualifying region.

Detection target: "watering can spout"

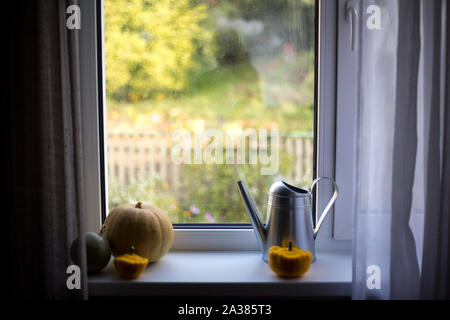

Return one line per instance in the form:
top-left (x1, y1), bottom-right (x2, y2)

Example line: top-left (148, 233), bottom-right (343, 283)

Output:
top-left (237, 181), bottom-right (266, 248)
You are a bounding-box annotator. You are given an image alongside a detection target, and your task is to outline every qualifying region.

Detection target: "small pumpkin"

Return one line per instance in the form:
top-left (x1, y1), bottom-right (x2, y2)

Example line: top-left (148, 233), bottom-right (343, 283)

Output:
top-left (70, 232), bottom-right (111, 273)
top-left (100, 202), bottom-right (173, 262)
top-left (114, 246), bottom-right (148, 279)
top-left (268, 242), bottom-right (312, 278)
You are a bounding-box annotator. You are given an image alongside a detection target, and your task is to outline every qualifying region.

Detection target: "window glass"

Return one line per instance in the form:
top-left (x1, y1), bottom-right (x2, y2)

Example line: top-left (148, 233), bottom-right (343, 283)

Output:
top-left (104, 0), bottom-right (315, 223)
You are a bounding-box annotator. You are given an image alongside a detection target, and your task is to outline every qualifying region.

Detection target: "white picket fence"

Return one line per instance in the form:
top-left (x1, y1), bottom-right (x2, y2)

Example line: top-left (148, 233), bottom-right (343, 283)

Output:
top-left (106, 132), bottom-right (314, 190)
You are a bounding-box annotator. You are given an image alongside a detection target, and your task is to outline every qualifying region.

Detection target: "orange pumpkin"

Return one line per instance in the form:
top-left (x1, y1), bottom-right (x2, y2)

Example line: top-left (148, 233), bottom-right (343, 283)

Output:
top-left (114, 246), bottom-right (148, 279)
top-left (268, 242), bottom-right (312, 278)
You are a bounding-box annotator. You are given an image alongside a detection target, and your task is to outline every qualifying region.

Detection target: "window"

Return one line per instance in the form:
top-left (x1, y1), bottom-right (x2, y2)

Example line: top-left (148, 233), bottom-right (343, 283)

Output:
top-left (80, 0), bottom-right (352, 250)
top-left (103, 0), bottom-right (316, 225)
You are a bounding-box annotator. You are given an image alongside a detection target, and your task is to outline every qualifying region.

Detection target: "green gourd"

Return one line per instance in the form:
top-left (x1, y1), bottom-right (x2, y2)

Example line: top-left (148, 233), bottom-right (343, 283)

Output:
top-left (70, 232), bottom-right (111, 273)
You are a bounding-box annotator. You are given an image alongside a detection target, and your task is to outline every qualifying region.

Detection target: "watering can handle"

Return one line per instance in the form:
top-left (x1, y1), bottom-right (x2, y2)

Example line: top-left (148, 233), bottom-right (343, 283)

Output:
top-left (310, 176), bottom-right (339, 239)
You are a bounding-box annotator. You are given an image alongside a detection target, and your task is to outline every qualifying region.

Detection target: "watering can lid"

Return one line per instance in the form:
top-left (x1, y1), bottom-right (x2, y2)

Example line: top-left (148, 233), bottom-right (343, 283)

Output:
top-left (268, 181), bottom-right (309, 198)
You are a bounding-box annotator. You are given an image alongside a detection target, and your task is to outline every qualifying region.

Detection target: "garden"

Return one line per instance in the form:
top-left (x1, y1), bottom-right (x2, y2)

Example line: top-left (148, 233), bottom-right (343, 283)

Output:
top-left (104, 0), bottom-right (316, 223)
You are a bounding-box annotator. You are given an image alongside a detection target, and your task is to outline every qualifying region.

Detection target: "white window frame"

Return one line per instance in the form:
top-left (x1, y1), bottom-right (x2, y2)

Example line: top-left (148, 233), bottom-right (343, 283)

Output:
top-left (80, 0), bottom-right (354, 251)
top-left (333, 0), bottom-right (359, 240)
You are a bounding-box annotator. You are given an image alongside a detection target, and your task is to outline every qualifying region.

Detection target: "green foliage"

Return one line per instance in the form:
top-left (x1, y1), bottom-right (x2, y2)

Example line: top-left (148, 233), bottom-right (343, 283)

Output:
top-left (176, 150), bottom-right (294, 223)
top-left (105, 0), bottom-right (214, 101)
top-left (108, 176), bottom-right (180, 221)
top-left (105, 0), bottom-right (316, 107)
top-left (107, 151), bottom-right (295, 224)
top-left (105, 0), bottom-right (316, 223)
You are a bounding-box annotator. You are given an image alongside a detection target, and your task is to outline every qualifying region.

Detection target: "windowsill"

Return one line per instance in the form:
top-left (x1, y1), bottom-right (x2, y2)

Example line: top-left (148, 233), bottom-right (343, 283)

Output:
top-left (88, 250), bottom-right (352, 298)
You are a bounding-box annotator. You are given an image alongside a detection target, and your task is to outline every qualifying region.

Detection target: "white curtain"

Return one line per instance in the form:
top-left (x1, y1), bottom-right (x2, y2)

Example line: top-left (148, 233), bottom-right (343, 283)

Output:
top-left (352, 0), bottom-right (449, 299)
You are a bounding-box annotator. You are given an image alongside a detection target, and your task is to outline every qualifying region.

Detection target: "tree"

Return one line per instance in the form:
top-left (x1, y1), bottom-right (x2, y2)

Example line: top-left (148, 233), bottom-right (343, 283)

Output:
top-left (105, 0), bottom-right (213, 102)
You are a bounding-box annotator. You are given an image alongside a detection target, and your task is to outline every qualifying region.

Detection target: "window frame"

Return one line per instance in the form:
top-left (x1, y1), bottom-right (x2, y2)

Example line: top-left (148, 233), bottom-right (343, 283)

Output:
top-left (333, 0), bottom-right (359, 241)
top-left (81, 0), bottom-right (353, 251)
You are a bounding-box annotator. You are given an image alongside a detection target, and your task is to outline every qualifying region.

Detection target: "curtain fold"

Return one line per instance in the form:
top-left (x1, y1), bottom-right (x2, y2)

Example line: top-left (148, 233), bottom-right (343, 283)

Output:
top-left (352, 0), bottom-right (449, 299)
top-left (420, 0), bottom-right (450, 299)
top-left (389, 0), bottom-right (421, 300)
top-left (7, 0), bottom-right (87, 299)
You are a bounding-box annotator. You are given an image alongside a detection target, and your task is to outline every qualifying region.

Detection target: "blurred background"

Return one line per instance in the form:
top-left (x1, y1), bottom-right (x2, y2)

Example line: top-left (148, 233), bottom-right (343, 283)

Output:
top-left (104, 0), bottom-right (316, 223)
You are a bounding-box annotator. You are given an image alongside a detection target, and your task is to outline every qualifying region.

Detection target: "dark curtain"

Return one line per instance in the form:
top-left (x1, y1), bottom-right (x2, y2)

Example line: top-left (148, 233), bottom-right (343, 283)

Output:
top-left (389, 0), bottom-right (422, 299)
top-left (6, 0), bottom-right (87, 299)
top-left (420, 0), bottom-right (450, 299)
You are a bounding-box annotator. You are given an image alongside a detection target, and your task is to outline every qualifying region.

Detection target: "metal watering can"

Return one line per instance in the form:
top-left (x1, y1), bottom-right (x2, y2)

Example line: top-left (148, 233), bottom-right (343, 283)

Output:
top-left (237, 177), bottom-right (338, 263)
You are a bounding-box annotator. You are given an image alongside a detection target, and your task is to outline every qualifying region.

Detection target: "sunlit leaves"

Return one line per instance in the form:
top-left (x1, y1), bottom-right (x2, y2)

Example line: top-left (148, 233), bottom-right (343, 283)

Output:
top-left (105, 0), bottom-right (213, 101)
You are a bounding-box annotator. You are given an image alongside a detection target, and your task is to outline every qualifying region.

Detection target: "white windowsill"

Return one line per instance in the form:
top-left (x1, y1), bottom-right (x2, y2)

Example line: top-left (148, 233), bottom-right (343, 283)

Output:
top-left (88, 250), bottom-right (352, 298)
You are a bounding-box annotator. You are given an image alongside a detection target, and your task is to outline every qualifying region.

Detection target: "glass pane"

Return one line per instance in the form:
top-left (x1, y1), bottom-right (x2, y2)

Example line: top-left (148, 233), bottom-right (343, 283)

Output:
top-left (104, 0), bottom-right (315, 224)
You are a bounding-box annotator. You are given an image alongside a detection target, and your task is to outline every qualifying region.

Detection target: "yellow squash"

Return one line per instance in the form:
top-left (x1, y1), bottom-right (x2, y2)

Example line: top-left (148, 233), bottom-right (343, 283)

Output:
top-left (268, 242), bottom-right (312, 278)
top-left (114, 246), bottom-right (149, 279)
